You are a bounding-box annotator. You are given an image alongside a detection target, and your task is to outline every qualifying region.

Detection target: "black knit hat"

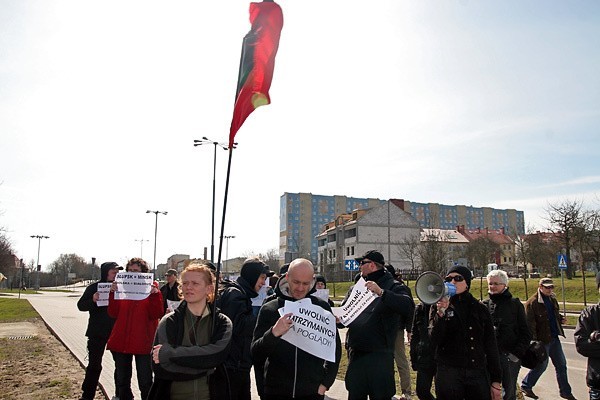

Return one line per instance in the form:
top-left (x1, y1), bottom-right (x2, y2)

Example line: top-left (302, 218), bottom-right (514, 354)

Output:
top-left (240, 260), bottom-right (267, 288)
top-left (315, 274), bottom-right (327, 288)
top-left (446, 265), bottom-right (472, 289)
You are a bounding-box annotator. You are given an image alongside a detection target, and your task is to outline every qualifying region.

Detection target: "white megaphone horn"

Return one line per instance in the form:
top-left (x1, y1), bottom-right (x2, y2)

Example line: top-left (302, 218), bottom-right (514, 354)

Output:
top-left (415, 271), bottom-right (457, 305)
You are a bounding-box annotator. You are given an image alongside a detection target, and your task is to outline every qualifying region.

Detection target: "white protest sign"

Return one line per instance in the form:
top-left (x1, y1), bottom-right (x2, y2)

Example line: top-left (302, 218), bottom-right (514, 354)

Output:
top-left (279, 298), bottom-right (337, 362)
top-left (314, 288), bottom-right (330, 302)
top-left (331, 278), bottom-right (377, 326)
top-left (114, 272), bottom-right (153, 300)
top-left (96, 283), bottom-right (111, 307)
top-left (251, 277), bottom-right (270, 307)
top-left (166, 299), bottom-right (181, 312)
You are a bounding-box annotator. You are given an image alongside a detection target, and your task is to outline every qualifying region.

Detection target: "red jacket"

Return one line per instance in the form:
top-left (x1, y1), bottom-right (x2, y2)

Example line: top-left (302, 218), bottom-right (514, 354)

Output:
top-left (107, 287), bottom-right (164, 355)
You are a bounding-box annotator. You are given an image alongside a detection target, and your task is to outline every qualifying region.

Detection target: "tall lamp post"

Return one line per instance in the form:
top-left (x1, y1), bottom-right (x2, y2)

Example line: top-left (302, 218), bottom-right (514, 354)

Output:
top-left (30, 235), bottom-right (49, 290)
top-left (134, 238), bottom-right (149, 258)
top-left (193, 137), bottom-right (228, 263)
top-left (146, 210), bottom-right (167, 279)
top-left (223, 235), bottom-right (235, 275)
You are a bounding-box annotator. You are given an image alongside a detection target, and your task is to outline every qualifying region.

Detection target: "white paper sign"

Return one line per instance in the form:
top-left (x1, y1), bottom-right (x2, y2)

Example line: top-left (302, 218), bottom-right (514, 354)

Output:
top-left (331, 278), bottom-right (377, 326)
top-left (279, 298), bottom-right (337, 362)
top-left (251, 277), bottom-right (270, 307)
top-left (314, 288), bottom-right (330, 302)
top-left (166, 299), bottom-right (181, 312)
top-left (114, 272), bottom-right (153, 300)
top-left (96, 283), bottom-right (111, 307)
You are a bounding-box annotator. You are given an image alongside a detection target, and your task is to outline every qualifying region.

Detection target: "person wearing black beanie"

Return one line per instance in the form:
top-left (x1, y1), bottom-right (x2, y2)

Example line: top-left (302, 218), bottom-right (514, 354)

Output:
top-left (429, 265), bottom-right (502, 400)
top-left (446, 265), bottom-right (473, 289)
top-left (214, 258), bottom-right (267, 400)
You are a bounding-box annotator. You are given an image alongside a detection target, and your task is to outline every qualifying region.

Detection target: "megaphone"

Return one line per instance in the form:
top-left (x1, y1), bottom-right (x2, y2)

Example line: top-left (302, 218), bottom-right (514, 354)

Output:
top-left (415, 271), bottom-right (457, 305)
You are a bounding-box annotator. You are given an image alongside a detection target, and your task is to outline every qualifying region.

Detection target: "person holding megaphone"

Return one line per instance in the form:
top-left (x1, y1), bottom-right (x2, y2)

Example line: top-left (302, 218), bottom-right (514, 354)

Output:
top-left (428, 266), bottom-right (502, 400)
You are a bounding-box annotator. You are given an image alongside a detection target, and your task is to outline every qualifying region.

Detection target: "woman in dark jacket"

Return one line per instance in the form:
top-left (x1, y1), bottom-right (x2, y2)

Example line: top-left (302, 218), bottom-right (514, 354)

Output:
top-left (149, 262), bottom-right (232, 400)
top-left (484, 270), bottom-right (531, 400)
top-left (214, 258), bottom-right (267, 400)
top-left (429, 266), bottom-right (502, 400)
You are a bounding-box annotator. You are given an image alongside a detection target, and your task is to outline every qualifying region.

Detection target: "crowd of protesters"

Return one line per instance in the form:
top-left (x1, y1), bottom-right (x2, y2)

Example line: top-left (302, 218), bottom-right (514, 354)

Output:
top-left (77, 251), bottom-right (593, 400)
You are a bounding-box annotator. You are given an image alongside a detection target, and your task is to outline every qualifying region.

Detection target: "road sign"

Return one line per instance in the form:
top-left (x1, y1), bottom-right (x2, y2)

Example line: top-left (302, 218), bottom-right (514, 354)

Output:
top-left (558, 254), bottom-right (568, 270)
top-left (344, 260), bottom-right (359, 271)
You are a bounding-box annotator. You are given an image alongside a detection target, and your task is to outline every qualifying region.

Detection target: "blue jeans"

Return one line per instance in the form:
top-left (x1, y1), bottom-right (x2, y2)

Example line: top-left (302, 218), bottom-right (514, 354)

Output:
top-left (590, 387), bottom-right (600, 400)
top-left (521, 337), bottom-right (572, 397)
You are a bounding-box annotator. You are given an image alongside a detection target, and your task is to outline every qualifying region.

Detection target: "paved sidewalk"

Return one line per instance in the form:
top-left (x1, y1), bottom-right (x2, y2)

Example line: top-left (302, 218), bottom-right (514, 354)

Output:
top-left (23, 288), bottom-right (350, 400)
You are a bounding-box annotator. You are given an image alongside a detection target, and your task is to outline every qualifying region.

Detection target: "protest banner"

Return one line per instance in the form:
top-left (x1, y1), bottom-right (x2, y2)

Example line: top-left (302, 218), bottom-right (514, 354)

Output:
top-left (166, 299), bottom-right (181, 312)
top-left (331, 278), bottom-right (377, 326)
top-left (279, 298), bottom-right (337, 362)
top-left (251, 277), bottom-right (270, 307)
top-left (314, 288), bottom-right (330, 302)
top-left (96, 282), bottom-right (111, 307)
top-left (114, 272), bottom-right (153, 300)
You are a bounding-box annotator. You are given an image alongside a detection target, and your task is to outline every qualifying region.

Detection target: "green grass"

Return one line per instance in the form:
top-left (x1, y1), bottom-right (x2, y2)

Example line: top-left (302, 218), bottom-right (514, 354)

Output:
top-left (0, 298), bottom-right (39, 322)
top-left (0, 288), bottom-right (40, 295)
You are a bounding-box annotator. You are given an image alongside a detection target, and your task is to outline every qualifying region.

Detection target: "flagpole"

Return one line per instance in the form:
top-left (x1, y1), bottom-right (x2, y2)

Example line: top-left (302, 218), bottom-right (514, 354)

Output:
top-left (211, 146), bottom-right (234, 329)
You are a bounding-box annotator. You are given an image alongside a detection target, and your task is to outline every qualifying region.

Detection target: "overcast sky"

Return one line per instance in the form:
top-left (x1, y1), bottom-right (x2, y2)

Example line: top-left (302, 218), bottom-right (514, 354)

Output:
top-left (1, 0), bottom-right (599, 270)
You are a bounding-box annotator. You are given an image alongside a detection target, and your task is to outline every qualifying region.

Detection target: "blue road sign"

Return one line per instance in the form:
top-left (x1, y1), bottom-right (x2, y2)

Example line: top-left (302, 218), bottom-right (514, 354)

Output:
top-left (558, 254), bottom-right (568, 270)
top-left (344, 260), bottom-right (359, 271)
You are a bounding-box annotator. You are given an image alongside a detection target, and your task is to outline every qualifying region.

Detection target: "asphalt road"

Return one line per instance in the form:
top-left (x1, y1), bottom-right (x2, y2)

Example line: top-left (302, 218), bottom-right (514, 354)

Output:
top-left (20, 286), bottom-right (591, 400)
top-left (517, 332), bottom-right (588, 399)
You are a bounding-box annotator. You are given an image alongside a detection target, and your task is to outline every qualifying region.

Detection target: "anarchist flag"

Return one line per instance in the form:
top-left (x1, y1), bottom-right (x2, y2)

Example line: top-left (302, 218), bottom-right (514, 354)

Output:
top-left (229, 1), bottom-right (283, 149)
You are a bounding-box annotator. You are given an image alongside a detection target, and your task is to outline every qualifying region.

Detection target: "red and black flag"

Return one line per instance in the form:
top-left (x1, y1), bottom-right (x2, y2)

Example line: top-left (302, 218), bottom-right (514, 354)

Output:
top-left (229, 1), bottom-right (283, 148)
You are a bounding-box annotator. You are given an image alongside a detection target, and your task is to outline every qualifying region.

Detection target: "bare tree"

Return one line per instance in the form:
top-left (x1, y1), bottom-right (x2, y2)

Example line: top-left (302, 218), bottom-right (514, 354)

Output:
top-left (545, 199), bottom-right (585, 279)
top-left (419, 230), bottom-right (449, 275)
top-left (466, 237), bottom-right (501, 274)
top-left (397, 234), bottom-right (421, 273)
top-left (49, 253), bottom-right (86, 285)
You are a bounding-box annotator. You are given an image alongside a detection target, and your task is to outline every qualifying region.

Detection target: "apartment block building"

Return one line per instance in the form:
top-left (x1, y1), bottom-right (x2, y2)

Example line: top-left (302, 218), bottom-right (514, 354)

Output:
top-left (280, 192), bottom-right (525, 264)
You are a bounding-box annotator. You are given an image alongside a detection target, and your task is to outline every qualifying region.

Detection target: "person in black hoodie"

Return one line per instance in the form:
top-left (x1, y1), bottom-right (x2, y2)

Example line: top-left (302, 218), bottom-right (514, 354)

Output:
top-left (251, 258), bottom-right (341, 400)
top-left (77, 261), bottom-right (122, 400)
top-left (429, 266), bottom-right (502, 400)
top-left (483, 269), bottom-right (531, 400)
top-left (342, 250), bottom-right (414, 400)
top-left (410, 302), bottom-right (436, 400)
top-left (214, 258), bottom-right (268, 400)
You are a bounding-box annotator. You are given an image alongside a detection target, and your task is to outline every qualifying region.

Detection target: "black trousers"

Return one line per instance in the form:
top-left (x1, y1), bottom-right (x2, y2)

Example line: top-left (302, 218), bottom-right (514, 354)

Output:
top-left (264, 394), bottom-right (324, 400)
top-left (415, 365), bottom-right (436, 400)
top-left (346, 350), bottom-right (396, 400)
top-left (111, 351), bottom-right (153, 400)
top-left (212, 367), bottom-right (252, 400)
top-left (81, 336), bottom-right (110, 400)
top-left (435, 364), bottom-right (490, 400)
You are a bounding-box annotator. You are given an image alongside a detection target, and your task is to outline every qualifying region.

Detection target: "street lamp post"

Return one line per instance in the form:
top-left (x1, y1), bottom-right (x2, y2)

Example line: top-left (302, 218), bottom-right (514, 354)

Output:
top-left (223, 235), bottom-right (235, 275)
top-left (193, 137), bottom-right (228, 263)
top-left (146, 210), bottom-right (167, 279)
top-left (134, 238), bottom-right (149, 258)
top-left (30, 235), bottom-right (49, 290)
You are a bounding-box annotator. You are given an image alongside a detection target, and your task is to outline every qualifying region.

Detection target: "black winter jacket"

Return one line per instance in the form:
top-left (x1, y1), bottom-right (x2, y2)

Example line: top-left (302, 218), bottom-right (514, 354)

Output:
top-left (397, 283), bottom-right (415, 332)
top-left (410, 303), bottom-right (435, 371)
top-left (575, 303), bottom-right (600, 389)
top-left (148, 301), bottom-right (232, 400)
top-left (251, 276), bottom-right (341, 398)
top-left (429, 291), bottom-right (502, 383)
top-left (77, 263), bottom-right (116, 339)
top-left (343, 269), bottom-right (414, 353)
top-left (216, 276), bottom-right (258, 371)
top-left (483, 288), bottom-right (531, 358)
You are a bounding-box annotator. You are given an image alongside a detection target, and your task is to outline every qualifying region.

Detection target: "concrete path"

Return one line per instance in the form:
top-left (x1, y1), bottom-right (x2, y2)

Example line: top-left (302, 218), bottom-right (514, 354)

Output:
top-left (21, 287), bottom-right (350, 400)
